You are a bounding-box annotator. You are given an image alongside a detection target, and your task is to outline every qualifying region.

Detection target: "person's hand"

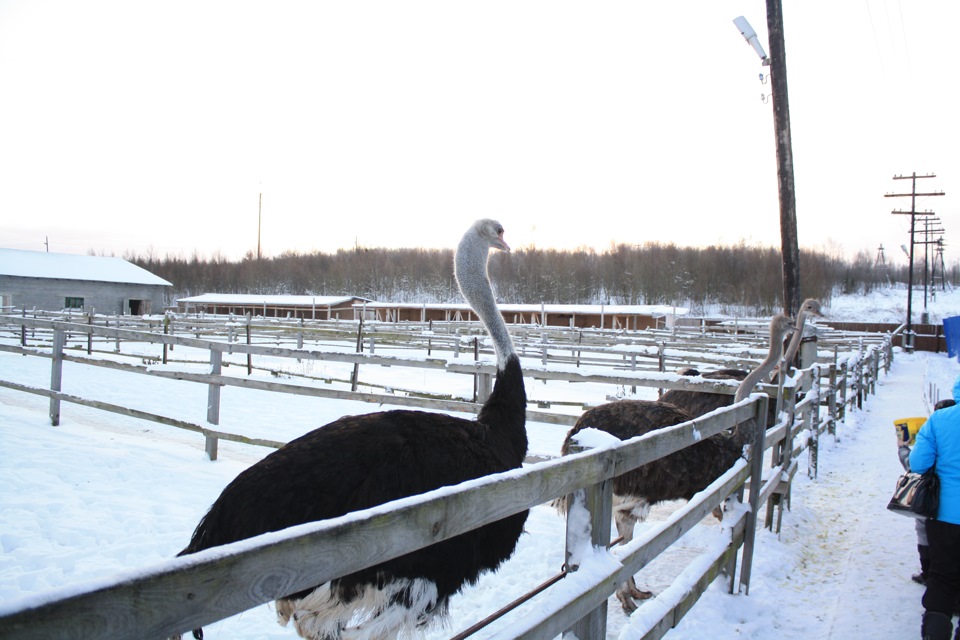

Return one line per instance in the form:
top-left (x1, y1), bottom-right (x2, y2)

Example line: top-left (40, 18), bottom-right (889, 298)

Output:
top-left (896, 427), bottom-right (909, 448)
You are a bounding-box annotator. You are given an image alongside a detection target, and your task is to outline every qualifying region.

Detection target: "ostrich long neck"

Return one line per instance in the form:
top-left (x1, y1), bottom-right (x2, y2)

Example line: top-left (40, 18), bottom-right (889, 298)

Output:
top-left (734, 326), bottom-right (787, 403)
top-left (781, 310), bottom-right (809, 368)
top-left (455, 234), bottom-right (515, 370)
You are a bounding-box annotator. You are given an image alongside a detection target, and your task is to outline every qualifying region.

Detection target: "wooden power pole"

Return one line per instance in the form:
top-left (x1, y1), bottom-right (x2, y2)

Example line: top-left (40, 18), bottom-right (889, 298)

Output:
top-left (766, 0), bottom-right (801, 318)
top-left (885, 172), bottom-right (944, 352)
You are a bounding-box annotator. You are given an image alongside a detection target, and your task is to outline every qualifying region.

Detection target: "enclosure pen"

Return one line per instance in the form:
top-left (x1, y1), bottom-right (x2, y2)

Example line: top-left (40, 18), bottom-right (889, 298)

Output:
top-left (0, 310), bottom-right (891, 639)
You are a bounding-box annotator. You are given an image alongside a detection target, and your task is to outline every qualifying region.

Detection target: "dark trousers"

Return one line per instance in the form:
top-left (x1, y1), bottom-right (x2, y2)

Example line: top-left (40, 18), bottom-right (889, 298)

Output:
top-left (923, 519), bottom-right (960, 615)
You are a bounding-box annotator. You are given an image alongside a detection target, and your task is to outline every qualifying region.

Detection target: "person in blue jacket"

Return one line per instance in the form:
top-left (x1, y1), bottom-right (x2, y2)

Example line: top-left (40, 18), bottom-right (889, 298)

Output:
top-left (899, 399), bottom-right (956, 585)
top-left (911, 375), bottom-right (960, 640)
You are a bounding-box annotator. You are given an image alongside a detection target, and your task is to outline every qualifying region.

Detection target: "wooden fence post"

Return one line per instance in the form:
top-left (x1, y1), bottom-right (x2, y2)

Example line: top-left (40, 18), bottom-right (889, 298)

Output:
top-left (765, 382), bottom-right (796, 532)
top-left (472, 338), bottom-right (480, 403)
top-left (838, 361), bottom-right (848, 422)
top-left (49, 327), bottom-right (65, 426)
top-left (807, 366), bottom-right (819, 479)
top-left (657, 342), bottom-right (665, 397)
top-left (162, 314), bottom-right (170, 364)
top-left (206, 349), bottom-right (222, 461)
top-left (825, 364), bottom-right (837, 442)
top-left (739, 395), bottom-right (769, 595)
top-left (885, 335), bottom-right (894, 373)
top-left (564, 444), bottom-right (613, 639)
top-left (856, 338), bottom-right (866, 409)
top-left (87, 312), bottom-right (94, 355)
top-left (246, 314), bottom-right (252, 376)
top-left (351, 318), bottom-right (364, 392)
top-left (576, 330), bottom-right (583, 368)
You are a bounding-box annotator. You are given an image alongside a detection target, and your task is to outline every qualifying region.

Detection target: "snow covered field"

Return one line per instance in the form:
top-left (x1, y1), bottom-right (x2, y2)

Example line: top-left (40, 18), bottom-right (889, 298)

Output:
top-left (1, 287), bottom-right (959, 639)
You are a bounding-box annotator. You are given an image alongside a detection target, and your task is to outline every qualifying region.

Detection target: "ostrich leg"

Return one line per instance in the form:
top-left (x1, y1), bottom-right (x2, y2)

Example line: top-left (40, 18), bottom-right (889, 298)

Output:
top-left (613, 498), bottom-right (653, 612)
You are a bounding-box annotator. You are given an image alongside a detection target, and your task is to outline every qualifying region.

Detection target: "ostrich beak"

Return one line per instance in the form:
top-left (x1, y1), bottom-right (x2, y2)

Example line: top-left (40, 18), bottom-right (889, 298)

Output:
top-left (493, 231), bottom-right (511, 252)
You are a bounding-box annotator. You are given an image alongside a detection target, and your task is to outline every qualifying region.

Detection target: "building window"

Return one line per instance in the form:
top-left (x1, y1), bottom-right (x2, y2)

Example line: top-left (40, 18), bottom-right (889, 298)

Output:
top-left (64, 297), bottom-right (84, 309)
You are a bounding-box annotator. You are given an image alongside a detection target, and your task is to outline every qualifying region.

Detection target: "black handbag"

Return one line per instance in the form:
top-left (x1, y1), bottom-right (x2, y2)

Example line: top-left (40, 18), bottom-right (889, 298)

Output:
top-left (887, 465), bottom-right (940, 519)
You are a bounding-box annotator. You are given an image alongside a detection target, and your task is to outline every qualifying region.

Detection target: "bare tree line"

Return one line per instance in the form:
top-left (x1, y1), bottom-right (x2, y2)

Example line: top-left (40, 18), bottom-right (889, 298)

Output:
top-left (126, 242), bottom-right (957, 315)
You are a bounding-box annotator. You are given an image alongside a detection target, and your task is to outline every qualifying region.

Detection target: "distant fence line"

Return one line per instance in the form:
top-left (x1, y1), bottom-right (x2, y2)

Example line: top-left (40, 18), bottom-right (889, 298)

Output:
top-left (0, 312), bottom-right (892, 639)
top-left (0, 313), bottom-right (887, 458)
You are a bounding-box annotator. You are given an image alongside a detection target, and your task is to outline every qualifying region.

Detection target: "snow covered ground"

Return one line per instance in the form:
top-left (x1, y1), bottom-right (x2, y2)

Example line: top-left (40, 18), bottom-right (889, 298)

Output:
top-left (1, 287), bottom-right (959, 639)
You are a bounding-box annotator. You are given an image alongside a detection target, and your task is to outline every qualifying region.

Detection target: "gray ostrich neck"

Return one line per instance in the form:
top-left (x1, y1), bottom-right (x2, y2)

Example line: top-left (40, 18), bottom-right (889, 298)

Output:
top-left (782, 311), bottom-right (809, 366)
top-left (735, 329), bottom-right (786, 403)
top-left (455, 237), bottom-right (515, 370)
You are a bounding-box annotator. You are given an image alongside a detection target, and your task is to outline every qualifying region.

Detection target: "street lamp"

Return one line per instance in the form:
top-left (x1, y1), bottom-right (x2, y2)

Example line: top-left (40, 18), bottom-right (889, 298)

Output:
top-left (733, 16), bottom-right (770, 65)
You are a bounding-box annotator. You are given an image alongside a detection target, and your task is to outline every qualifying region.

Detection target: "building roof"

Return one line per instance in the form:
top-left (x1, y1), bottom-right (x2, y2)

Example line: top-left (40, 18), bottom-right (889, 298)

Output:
top-left (178, 294), bottom-right (368, 307)
top-left (0, 248), bottom-right (172, 286)
top-left (357, 301), bottom-right (689, 316)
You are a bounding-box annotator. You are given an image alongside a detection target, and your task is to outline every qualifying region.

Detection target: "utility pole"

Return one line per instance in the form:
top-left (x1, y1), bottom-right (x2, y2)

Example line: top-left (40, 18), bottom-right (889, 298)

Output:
top-left (916, 217), bottom-right (944, 317)
top-left (885, 172), bottom-right (944, 352)
top-left (257, 192), bottom-right (262, 261)
top-left (765, 0), bottom-right (800, 317)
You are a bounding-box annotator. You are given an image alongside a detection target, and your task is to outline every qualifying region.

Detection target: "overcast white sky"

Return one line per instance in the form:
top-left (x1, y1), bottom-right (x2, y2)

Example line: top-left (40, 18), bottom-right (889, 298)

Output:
top-left (1, 1), bottom-right (957, 265)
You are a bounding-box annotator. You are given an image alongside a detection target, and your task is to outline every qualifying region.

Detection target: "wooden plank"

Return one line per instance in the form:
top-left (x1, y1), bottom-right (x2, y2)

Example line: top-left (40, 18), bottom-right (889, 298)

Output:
top-left (631, 517), bottom-right (747, 640)
top-left (0, 379), bottom-right (287, 450)
top-left (0, 379), bottom-right (206, 435)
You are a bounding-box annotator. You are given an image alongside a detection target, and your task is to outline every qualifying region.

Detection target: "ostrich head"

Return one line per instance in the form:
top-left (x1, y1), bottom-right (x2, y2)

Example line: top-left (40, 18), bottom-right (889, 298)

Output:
top-left (454, 219), bottom-right (514, 368)
top-left (774, 298), bottom-right (824, 381)
top-left (797, 298), bottom-right (824, 322)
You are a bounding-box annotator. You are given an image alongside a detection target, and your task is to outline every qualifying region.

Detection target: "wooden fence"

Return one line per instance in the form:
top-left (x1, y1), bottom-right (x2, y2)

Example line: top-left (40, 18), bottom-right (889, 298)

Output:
top-left (0, 313), bottom-right (892, 640)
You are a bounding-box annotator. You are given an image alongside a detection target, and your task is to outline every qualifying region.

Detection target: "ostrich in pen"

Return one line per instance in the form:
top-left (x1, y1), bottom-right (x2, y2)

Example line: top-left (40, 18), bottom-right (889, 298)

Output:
top-left (556, 313), bottom-right (796, 612)
top-left (173, 220), bottom-right (527, 640)
top-left (769, 298), bottom-right (823, 382)
top-left (660, 307), bottom-right (808, 421)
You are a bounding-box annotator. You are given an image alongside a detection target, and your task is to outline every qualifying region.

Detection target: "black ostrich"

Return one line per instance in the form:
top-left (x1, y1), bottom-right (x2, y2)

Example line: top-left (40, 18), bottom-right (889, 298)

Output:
top-left (557, 314), bottom-right (795, 612)
top-left (173, 219), bottom-right (528, 640)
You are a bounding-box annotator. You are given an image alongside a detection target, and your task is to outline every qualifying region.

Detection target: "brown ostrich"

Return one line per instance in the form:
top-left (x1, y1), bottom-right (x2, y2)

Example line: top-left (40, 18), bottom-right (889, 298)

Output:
top-left (557, 314), bottom-right (796, 612)
top-left (662, 309), bottom-right (806, 420)
top-left (769, 298), bottom-right (823, 382)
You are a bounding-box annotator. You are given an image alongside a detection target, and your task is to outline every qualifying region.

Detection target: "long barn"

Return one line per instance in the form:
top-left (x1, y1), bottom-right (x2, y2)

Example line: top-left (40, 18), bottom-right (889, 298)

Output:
top-left (177, 293), bottom-right (370, 320)
top-left (354, 301), bottom-right (689, 330)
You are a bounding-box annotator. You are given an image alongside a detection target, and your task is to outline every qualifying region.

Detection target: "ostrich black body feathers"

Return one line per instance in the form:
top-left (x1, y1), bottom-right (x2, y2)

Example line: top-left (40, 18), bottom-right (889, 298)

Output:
top-left (173, 219), bottom-right (527, 640)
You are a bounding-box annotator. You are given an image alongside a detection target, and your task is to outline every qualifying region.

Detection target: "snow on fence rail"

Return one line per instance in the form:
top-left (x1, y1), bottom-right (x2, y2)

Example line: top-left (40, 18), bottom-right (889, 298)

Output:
top-left (0, 314), bottom-right (892, 640)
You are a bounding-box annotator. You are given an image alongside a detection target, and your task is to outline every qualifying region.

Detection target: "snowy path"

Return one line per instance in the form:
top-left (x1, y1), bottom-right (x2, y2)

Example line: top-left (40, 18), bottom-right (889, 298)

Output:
top-left (666, 350), bottom-right (936, 640)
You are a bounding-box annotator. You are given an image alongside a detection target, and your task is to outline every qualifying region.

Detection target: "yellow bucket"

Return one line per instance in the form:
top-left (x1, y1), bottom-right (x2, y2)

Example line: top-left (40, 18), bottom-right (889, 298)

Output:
top-left (893, 417), bottom-right (927, 445)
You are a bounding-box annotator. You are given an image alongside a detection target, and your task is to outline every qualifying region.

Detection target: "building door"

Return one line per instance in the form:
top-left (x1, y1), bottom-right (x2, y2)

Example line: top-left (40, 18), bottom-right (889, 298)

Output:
top-left (127, 299), bottom-right (148, 315)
